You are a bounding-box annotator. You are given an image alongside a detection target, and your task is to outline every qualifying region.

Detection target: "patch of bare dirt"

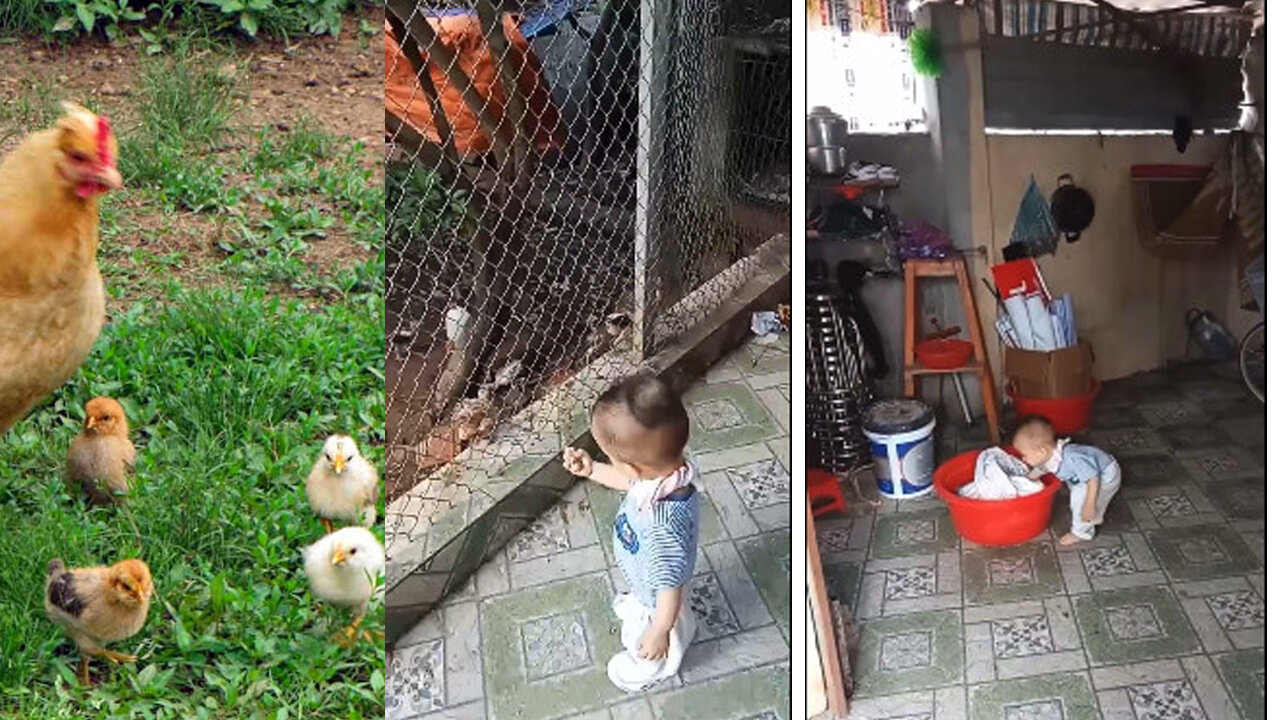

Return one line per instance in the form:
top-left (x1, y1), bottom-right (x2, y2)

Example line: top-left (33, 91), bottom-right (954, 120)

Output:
top-left (0, 7), bottom-right (382, 146)
top-left (0, 9), bottom-right (384, 304)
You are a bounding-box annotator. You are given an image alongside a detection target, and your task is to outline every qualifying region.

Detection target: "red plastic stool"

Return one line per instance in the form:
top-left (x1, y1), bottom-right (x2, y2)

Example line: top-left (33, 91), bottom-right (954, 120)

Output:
top-left (807, 469), bottom-right (847, 519)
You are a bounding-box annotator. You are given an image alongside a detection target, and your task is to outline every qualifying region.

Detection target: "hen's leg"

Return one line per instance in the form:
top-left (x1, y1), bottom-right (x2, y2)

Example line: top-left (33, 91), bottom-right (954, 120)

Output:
top-left (100, 649), bottom-right (137, 664)
top-left (78, 653), bottom-right (92, 686)
top-left (332, 610), bottom-right (365, 647)
top-left (321, 517), bottom-right (334, 534)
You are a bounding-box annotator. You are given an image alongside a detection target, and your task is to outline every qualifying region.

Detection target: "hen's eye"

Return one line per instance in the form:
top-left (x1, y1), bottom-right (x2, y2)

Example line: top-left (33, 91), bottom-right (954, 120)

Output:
top-left (350, 548), bottom-right (358, 554)
top-left (68, 151), bottom-right (89, 163)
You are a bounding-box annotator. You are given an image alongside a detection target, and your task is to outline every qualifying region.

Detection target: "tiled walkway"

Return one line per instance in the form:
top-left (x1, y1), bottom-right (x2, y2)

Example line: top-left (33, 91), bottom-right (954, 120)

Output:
top-left (388, 335), bottom-right (792, 720)
top-left (817, 363), bottom-right (1265, 720)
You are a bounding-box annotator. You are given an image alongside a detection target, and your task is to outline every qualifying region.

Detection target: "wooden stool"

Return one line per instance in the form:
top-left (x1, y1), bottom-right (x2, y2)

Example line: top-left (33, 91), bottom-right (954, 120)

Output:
top-left (902, 257), bottom-right (1002, 444)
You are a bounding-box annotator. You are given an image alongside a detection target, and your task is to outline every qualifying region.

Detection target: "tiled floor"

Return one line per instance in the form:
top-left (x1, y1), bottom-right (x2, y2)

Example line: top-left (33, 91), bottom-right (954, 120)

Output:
top-left (817, 363), bottom-right (1265, 720)
top-left (388, 335), bottom-right (792, 720)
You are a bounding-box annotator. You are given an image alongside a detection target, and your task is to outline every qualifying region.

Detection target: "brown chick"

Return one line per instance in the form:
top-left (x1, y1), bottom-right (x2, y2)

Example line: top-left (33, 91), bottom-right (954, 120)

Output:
top-left (0, 102), bottom-right (123, 437)
top-left (66, 397), bottom-right (135, 505)
top-left (45, 557), bottom-right (153, 686)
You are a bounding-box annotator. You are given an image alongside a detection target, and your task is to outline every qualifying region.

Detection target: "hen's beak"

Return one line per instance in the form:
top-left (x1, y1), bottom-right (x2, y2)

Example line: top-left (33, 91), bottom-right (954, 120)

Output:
top-left (332, 455), bottom-right (346, 473)
top-left (85, 417), bottom-right (97, 431)
top-left (95, 165), bottom-right (123, 191)
top-left (331, 547), bottom-right (348, 565)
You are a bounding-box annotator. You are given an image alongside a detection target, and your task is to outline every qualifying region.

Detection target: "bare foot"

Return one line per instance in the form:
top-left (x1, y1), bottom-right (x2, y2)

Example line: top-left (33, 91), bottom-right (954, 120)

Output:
top-left (1058, 532), bottom-right (1087, 546)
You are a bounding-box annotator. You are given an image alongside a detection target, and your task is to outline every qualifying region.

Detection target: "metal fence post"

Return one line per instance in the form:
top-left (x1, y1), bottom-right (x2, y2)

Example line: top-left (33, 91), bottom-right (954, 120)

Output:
top-left (634, 0), bottom-right (670, 360)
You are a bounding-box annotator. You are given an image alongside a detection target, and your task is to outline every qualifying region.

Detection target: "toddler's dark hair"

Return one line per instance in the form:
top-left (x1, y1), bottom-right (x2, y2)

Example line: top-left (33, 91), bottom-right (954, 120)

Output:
top-left (591, 373), bottom-right (689, 467)
top-left (1011, 414), bottom-right (1056, 443)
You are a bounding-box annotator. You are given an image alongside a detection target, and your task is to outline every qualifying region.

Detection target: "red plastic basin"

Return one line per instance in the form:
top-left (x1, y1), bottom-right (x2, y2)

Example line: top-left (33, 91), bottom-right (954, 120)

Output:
top-left (1008, 380), bottom-right (1101, 435)
top-left (915, 338), bottom-right (974, 370)
top-left (934, 449), bottom-right (1061, 546)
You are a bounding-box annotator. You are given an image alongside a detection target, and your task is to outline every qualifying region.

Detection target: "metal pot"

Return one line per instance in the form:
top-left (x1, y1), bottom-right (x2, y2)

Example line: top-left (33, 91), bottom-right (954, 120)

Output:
top-left (1049, 174), bottom-right (1095, 243)
top-left (807, 145), bottom-right (847, 175)
top-left (807, 106), bottom-right (849, 147)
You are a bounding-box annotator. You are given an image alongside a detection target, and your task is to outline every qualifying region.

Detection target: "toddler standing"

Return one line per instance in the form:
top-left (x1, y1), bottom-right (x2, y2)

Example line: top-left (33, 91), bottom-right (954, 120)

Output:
top-left (563, 373), bottom-right (699, 692)
top-left (1011, 415), bottom-right (1122, 546)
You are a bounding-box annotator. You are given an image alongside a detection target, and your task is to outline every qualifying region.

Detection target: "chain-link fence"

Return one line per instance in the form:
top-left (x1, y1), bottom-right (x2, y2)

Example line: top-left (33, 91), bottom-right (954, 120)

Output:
top-left (384, 0), bottom-right (789, 597)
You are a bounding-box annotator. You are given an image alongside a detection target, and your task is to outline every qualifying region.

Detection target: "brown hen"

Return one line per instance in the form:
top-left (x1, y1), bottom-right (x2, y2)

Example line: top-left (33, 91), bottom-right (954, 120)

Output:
top-left (0, 102), bottom-right (123, 437)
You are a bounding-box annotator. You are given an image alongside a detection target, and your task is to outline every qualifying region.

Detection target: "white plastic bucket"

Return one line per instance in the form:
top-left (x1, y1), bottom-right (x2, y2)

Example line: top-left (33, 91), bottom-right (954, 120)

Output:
top-left (863, 399), bottom-right (937, 499)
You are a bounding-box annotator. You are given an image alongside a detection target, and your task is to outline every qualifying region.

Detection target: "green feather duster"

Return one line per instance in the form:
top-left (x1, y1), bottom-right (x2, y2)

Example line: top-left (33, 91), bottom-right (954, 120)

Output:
top-left (907, 27), bottom-right (944, 77)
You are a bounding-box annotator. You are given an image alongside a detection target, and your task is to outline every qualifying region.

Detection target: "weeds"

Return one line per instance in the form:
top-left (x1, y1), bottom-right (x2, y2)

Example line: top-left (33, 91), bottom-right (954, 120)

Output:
top-left (0, 0), bottom-right (50, 35)
top-left (0, 79), bottom-right (61, 145)
top-left (82, 49), bottom-right (384, 297)
top-left (136, 50), bottom-right (238, 147)
top-left (22, 0), bottom-right (378, 42)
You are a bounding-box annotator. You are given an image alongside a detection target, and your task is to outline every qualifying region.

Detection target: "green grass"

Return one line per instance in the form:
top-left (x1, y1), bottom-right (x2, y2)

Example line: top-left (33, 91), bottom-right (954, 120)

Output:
top-left (0, 289), bottom-right (384, 718)
top-left (0, 0), bottom-right (47, 35)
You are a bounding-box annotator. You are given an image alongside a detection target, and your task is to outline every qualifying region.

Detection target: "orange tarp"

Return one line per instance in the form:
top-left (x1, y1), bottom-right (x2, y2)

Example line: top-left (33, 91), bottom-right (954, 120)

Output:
top-left (385, 14), bottom-right (564, 157)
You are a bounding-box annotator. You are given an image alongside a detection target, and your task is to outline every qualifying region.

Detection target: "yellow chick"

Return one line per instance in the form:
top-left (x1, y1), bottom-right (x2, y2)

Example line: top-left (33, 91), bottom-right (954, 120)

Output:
top-left (306, 435), bottom-right (378, 534)
top-left (303, 526), bottom-right (384, 646)
top-left (44, 557), bottom-right (153, 685)
top-left (65, 397), bottom-right (135, 505)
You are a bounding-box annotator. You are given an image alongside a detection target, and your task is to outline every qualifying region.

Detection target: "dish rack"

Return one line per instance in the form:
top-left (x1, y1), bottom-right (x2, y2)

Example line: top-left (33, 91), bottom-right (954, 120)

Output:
top-left (805, 287), bottom-right (875, 474)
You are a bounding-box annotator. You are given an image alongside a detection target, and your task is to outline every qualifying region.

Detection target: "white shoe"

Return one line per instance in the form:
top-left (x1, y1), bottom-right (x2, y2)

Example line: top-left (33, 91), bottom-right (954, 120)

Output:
top-left (606, 651), bottom-right (667, 693)
top-left (612, 593), bottom-right (627, 617)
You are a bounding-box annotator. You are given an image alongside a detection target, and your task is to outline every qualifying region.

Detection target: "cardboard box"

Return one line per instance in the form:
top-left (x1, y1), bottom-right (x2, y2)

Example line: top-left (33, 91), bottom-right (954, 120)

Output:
top-left (1004, 340), bottom-right (1094, 398)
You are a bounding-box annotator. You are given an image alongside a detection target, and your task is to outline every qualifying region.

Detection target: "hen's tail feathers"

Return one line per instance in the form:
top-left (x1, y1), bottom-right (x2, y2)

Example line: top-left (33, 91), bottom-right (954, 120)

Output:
top-left (361, 506), bottom-right (376, 527)
top-left (47, 558), bottom-right (66, 579)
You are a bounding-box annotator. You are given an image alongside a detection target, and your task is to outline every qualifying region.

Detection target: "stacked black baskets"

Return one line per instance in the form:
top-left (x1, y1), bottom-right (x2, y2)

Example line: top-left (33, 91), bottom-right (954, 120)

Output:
top-left (806, 280), bottom-right (875, 474)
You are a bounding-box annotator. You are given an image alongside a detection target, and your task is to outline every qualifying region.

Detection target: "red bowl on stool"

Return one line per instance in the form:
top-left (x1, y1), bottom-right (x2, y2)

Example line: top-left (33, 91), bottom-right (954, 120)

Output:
top-left (915, 338), bottom-right (974, 369)
top-left (933, 449), bottom-right (1061, 546)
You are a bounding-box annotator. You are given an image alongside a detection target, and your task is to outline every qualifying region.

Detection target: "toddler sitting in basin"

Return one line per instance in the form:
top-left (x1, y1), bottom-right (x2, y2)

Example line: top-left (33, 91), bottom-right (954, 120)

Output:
top-left (1011, 414), bottom-right (1122, 546)
top-left (562, 373), bottom-right (699, 692)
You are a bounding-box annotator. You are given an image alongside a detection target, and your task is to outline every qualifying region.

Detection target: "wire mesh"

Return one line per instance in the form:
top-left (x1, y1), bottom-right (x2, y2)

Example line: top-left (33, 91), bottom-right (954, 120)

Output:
top-left (384, 0), bottom-right (790, 545)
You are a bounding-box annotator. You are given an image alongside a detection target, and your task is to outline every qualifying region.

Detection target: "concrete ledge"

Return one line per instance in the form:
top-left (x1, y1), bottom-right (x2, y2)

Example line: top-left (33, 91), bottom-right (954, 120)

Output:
top-left (385, 234), bottom-right (790, 643)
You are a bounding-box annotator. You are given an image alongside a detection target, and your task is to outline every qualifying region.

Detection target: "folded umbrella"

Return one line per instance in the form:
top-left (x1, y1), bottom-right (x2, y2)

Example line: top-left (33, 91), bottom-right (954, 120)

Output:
top-left (1004, 292), bottom-right (1035, 350)
top-left (1025, 293), bottom-right (1056, 350)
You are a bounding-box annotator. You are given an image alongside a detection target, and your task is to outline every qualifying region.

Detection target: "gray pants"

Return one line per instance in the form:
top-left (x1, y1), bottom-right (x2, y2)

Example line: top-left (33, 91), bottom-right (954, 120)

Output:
top-left (1068, 462), bottom-right (1122, 539)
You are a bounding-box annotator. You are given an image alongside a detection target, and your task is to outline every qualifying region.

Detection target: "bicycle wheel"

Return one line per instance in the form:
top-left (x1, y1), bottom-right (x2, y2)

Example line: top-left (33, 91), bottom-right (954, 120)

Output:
top-left (1239, 321), bottom-right (1265, 403)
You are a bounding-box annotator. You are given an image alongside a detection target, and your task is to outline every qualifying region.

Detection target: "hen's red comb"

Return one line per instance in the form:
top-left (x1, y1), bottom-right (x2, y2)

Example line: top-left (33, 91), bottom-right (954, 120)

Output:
top-left (96, 116), bottom-right (113, 168)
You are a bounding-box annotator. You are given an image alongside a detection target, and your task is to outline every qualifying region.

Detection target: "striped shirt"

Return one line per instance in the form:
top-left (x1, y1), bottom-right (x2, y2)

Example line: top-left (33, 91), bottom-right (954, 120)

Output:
top-left (613, 475), bottom-right (701, 609)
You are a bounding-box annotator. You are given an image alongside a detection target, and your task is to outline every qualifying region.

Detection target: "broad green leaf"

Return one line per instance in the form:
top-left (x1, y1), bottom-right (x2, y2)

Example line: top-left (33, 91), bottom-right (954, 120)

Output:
top-left (75, 4), bottom-right (96, 32)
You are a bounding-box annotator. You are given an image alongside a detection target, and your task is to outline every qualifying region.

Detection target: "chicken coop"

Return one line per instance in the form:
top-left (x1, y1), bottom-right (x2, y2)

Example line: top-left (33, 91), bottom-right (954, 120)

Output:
top-left (384, 0), bottom-right (790, 639)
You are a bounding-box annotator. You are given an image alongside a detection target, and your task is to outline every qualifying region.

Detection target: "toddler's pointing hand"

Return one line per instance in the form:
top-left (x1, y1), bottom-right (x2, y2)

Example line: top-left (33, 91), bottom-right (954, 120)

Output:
top-left (563, 447), bottom-right (594, 478)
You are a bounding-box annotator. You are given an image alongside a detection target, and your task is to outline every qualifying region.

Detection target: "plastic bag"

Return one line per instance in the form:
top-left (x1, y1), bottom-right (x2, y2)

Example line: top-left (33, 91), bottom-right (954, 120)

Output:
top-left (896, 222), bottom-right (954, 259)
